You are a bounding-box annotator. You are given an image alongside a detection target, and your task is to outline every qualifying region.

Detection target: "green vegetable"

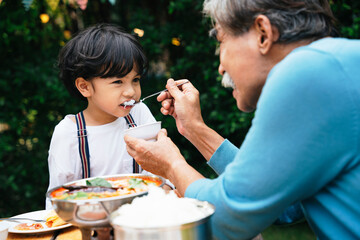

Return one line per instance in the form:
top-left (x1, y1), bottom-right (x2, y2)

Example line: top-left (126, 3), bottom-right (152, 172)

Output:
top-left (65, 191), bottom-right (89, 200)
top-left (86, 178), bottom-right (112, 188)
top-left (128, 178), bottom-right (147, 190)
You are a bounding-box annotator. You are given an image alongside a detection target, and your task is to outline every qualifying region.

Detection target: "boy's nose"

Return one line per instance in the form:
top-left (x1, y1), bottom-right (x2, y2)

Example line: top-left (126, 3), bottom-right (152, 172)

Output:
top-left (123, 85), bottom-right (136, 97)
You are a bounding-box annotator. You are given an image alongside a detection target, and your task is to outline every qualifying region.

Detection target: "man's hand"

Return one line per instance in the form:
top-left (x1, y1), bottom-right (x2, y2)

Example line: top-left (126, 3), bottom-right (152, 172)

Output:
top-left (157, 78), bottom-right (225, 161)
top-left (124, 129), bottom-right (186, 180)
top-left (157, 79), bottom-right (204, 137)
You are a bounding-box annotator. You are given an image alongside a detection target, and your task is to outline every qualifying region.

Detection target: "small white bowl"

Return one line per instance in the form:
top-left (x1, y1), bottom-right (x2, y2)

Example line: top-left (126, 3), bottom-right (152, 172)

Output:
top-left (124, 121), bottom-right (161, 141)
top-left (0, 222), bottom-right (9, 240)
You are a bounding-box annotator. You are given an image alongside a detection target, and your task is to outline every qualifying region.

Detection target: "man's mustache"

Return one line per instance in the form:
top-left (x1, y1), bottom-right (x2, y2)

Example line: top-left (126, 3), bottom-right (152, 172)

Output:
top-left (221, 72), bottom-right (235, 89)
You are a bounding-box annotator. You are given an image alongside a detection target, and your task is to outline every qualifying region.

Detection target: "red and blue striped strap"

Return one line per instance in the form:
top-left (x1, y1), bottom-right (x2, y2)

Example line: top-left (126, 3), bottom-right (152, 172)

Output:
top-left (75, 111), bottom-right (91, 179)
top-left (124, 114), bottom-right (141, 173)
top-left (124, 114), bottom-right (137, 128)
top-left (75, 112), bottom-right (141, 178)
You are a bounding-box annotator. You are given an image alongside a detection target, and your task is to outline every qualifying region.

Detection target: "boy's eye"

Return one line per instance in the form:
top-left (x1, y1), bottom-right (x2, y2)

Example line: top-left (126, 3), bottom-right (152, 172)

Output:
top-left (133, 77), bottom-right (141, 83)
top-left (112, 80), bottom-right (122, 84)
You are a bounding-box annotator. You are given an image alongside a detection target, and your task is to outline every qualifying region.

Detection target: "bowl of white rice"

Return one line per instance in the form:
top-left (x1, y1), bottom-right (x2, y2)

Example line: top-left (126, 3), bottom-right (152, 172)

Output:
top-left (110, 186), bottom-right (215, 240)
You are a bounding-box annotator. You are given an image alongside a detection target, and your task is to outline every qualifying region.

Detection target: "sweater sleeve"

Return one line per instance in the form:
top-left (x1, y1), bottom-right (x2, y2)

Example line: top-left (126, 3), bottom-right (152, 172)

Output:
top-left (208, 139), bottom-right (239, 175)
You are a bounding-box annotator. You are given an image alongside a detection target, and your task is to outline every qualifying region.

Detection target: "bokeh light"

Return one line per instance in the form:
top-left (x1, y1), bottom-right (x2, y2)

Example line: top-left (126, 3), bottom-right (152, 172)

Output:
top-left (63, 30), bottom-right (71, 40)
top-left (40, 13), bottom-right (50, 23)
top-left (171, 37), bottom-right (181, 46)
top-left (133, 28), bottom-right (144, 37)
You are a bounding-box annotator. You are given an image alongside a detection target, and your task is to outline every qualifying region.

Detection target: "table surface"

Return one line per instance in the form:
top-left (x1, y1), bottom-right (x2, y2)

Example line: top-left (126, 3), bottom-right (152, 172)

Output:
top-left (7, 226), bottom-right (82, 240)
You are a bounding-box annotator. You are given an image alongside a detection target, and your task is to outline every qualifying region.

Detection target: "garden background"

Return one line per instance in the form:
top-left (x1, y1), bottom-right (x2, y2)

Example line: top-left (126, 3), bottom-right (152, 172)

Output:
top-left (0, 0), bottom-right (359, 239)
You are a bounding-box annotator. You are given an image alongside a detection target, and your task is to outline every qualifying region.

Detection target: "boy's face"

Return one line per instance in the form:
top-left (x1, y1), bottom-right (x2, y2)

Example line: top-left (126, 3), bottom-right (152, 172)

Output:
top-left (85, 69), bottom-right (142, 123)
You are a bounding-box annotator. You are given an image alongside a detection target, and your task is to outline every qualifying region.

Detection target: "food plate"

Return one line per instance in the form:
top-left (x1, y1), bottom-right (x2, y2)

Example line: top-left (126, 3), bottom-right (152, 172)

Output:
top-left (8, 210), bottom-right (71, 234)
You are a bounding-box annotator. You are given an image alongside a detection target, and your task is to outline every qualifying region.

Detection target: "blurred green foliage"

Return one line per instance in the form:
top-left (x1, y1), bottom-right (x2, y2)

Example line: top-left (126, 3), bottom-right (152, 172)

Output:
top-left (263, 222), bottom-right (316, 240)
top-left (0, 0), bottom-right (359, 221)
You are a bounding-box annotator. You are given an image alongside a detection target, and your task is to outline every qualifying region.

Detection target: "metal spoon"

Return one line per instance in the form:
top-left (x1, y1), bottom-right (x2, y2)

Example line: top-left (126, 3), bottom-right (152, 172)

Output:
top-left (62, 185), bottom-right (122, 192)
top-left (0, 217), bottom-right (46, 222)
top-left (137, 80), bottom-right (190, 103)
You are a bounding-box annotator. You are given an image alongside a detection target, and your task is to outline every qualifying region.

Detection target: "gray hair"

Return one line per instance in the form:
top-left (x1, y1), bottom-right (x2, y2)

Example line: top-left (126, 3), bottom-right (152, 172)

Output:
top-left (203, 0), bottom-right (338, 43)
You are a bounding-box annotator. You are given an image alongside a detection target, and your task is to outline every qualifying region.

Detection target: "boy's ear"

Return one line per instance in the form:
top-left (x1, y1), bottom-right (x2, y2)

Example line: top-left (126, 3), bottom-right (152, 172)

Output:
top-left (75, 77), bottom-right (92, 98)
top-left (254, 15), bottom-right (279, 55)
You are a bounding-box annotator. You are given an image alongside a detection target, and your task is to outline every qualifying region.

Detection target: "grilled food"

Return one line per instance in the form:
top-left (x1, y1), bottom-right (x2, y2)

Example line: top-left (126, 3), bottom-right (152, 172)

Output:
top-left (45, 210), bottom-right (67, 228)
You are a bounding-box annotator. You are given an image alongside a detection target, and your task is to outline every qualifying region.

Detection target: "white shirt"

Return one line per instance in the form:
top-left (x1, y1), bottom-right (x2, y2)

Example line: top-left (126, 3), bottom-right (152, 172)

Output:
top-left (46, 103), bottom-right (156, 209)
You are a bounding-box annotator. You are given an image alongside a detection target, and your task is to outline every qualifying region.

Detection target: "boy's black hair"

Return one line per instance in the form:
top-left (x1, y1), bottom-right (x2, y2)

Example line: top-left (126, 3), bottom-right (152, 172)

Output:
top-left (58, 23), bottom-right (148, 101)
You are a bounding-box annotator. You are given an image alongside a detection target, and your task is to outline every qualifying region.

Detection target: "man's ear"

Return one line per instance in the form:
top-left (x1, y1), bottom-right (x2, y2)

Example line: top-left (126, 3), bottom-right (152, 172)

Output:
top-left (254, 15), bottom-right (279, 55)
top-left (75, 77), bottom-right (92, 98)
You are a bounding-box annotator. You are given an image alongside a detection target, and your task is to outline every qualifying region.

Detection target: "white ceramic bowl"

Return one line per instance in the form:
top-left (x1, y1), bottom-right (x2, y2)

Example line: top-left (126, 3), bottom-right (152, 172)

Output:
top-left (0, 222), bottom-right (9, 240)
top-left (124, 121), bottom-right (161, 141)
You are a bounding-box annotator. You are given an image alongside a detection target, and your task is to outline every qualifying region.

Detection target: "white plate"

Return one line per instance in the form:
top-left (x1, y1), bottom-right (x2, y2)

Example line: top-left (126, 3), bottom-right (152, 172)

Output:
top-left (8, 210), bottom-right (72, 234)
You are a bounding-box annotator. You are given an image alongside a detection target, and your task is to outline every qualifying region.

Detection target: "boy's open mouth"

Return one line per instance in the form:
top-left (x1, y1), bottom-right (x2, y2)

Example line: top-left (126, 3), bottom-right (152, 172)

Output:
top-left (121, 99), bottom-right (136, 109)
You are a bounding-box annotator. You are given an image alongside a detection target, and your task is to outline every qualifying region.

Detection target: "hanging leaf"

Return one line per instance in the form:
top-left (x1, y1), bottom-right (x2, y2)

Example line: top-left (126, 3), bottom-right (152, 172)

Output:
top-left (22, 0), bottom-right (33, 10)
top-left (46, 0), bottom-right (60, 11)
top-left (108, 0), bottom-right (116, 5)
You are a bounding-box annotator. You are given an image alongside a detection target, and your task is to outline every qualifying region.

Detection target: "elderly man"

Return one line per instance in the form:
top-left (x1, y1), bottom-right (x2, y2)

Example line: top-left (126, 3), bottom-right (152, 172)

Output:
top-left (125, 0), bottom-right (360, 239)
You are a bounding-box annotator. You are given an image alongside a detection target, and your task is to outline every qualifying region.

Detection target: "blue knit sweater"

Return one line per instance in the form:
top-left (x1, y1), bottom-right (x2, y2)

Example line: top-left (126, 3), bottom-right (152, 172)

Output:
top-left (186, 38), bottom-right (360, 240)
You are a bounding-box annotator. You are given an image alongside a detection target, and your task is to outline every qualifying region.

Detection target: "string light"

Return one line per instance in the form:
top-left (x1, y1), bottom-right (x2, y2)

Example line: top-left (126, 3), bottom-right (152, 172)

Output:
top-left (40, 13), bottom-right (50, 23)
top-left (171, 37), bottom-right (181, 46)
top-left (133, 28), bottom-right (144, 37)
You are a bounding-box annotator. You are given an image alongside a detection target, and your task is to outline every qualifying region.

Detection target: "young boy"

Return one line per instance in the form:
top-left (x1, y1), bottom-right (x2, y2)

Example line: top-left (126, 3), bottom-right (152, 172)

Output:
top-left (46, 24), bottom-right (168, 209)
